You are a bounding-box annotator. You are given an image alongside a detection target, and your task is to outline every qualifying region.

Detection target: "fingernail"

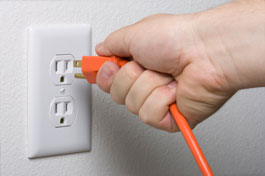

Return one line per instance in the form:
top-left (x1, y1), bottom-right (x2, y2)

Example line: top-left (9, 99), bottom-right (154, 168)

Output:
top-left (168, 81), bottom-right (177, 88)
top-left (101, 64), bottom-right (113, 79)
top-left (96, 42), bottom-right (104, 49)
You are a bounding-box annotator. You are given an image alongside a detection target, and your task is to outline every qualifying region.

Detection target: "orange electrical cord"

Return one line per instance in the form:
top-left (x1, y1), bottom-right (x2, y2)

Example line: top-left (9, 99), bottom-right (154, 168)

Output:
top-left (75, 56), bottom-right (213, 176)
top-left (170, 104), bottom-right (213, 176)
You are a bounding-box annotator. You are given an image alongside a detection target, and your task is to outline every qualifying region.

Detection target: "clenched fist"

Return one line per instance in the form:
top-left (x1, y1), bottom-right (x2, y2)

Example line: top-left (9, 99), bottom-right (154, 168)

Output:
top-left (95, 0), bottom-right (265, 132)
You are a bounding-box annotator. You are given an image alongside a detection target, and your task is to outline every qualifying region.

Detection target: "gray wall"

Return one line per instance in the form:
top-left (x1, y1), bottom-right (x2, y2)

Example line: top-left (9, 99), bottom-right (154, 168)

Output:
top-left (1, 0), bottom-right (265, 175)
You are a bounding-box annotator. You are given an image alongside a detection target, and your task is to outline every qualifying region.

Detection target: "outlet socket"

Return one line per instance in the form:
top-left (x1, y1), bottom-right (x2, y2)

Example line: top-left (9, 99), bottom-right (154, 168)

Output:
top-left (50, 96), bottom-right (77, 127)
top-left (50, 54), bottom-right (74, 85)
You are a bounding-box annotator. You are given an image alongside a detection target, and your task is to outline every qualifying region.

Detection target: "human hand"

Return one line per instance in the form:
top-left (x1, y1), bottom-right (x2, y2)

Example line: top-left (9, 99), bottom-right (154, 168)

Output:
top-left (95, 0), bottom-right (265, 132)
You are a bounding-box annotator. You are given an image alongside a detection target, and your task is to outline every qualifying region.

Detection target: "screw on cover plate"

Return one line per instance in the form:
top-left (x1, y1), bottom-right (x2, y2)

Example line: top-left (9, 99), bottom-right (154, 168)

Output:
top-left (60, 88), bottom-right (66, 94)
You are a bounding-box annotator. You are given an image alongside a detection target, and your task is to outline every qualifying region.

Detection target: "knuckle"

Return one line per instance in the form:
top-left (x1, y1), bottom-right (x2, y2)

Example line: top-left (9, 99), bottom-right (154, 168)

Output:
top-left (142, 70), bottom-right (156, 82)
top-left (153, 86), bottom-right (166, 96)
top-left (109, 77), bottom-right (125, 105)
top-left (122, 61), bottom-right (143, 81)
top-left (143, 69), bottom-right (153, 77)
top-left (153, 86), bottom-right (176, 104)
top-left (110, 92), bottom-right (124, 105)
top-left (125, 96), bottom-right (138, 114)
top-left (138, 108), bottom-right (151, 125)
top-left (141, 70), bottom-right (172, 84)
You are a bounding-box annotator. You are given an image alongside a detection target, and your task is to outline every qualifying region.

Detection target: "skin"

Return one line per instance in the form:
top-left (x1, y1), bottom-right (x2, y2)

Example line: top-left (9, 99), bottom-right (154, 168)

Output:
top-left (95, 0), bottom-right (265, 132)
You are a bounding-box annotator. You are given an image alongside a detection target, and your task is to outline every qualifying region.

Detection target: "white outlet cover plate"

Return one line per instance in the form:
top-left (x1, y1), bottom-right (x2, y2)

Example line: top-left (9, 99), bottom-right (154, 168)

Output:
top-left (28, 24), bottom-right (92, 158)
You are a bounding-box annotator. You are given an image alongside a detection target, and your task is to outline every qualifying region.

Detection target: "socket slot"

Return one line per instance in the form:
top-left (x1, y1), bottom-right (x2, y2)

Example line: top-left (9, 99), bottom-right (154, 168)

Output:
top-left (60, 117), bottom-right (65, 125)
top-left (65, 61), bottom-right (69, 71)
top-left (60, 76), bottom-right (65, 83)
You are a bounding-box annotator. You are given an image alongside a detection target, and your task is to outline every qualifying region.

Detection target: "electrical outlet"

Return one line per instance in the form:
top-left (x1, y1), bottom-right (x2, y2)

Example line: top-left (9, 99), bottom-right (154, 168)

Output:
top-left (28, 25), bottom-right (92, 158)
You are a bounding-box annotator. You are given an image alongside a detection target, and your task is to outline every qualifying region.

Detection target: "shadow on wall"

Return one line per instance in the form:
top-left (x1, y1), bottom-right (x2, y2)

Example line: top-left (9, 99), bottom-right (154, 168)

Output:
top-left (91, 87), bottom-right (197, 176)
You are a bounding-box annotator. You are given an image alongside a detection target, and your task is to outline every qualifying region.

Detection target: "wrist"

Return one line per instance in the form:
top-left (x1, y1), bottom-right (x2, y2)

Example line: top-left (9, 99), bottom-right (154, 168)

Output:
top-left (193, 0), bottom-right (265, 91)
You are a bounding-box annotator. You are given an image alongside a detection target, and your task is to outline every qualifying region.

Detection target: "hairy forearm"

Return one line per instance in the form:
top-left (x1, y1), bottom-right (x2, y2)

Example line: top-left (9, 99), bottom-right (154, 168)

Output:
top-left (194, 0), bottom-right (265, 90)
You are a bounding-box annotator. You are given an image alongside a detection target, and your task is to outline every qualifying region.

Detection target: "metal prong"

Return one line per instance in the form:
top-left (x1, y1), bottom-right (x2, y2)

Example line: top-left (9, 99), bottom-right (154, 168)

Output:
top-left (73, 60), bottom-right (82, 67)
top-left (75, 73), bottom-right (86, 79)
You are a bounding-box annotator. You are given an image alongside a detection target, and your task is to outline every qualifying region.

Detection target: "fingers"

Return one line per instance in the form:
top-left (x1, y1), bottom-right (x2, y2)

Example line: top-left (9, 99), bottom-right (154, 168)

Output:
top-left (125, 70), bottom-right (173, 114)
top-left (110, 61), bottom-right (144, 104)
top-left (139, 81), bottom-right (178, 132)
top-left (96, 61), bottom-right (120, 93)
top-left (95, 26), bottom-right (133, 57)
top-left (97, 60), bottom-right (178, 133)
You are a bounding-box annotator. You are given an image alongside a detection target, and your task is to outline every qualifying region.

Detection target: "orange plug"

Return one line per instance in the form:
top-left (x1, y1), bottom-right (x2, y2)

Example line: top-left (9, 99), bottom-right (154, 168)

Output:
top-left (74, 56), bottom-right (127, 83)
top-left (74, 56), bottom-right (213, 176)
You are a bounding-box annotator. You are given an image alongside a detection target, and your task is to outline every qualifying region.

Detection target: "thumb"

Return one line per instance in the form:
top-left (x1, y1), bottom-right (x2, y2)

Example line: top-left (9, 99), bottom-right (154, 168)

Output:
top-left (96, 61), bottom-right (120, 93)
top-left (95, 26), bottom-right (132, 57)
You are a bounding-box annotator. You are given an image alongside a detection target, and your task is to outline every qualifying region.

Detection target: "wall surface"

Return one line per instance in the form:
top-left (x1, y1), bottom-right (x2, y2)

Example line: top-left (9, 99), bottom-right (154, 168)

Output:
top-left (1, 0), bottom-right (265, 176)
